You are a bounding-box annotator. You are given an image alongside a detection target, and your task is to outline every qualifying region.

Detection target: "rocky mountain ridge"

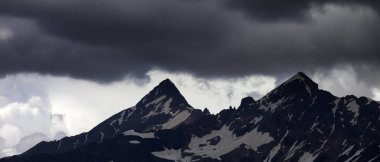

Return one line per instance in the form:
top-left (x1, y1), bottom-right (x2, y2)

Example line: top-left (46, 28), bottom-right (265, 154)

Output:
top-left (1, 72), bottom-right (379, 162)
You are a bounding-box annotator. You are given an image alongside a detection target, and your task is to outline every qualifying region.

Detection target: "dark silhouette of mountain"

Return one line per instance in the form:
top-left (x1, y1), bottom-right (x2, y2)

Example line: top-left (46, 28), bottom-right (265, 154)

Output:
top-left (1, 72), bottom-right (379, 162)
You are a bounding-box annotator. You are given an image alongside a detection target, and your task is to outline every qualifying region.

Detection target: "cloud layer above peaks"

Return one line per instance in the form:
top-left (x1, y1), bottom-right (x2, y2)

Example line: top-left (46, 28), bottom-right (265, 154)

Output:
top-left (0, 0), bottom-right (378, 84)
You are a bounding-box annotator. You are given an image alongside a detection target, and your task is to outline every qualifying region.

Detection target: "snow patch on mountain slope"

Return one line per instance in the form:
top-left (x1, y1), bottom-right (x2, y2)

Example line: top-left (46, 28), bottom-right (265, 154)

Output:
top-left (161, 110), bottom-right (191, 129)
top-left (128, 140), bottom-right (140, 144)
top-left (310, 117), bottom-right (319, 131)
top-left (347, 100), bottom-right (360, 118)
top-left (288, 113), bottom-right (293, 121)
top-left (266, 131), bottom-right (289, 162)
top-left (318, 122), bottom-right (335, 150)
top-left (143, 96), bottom-right (173, 120)
top-left (285, 141), bottom-right (306, 160)
top-left (368, 156), bottom-right (379, 162)
top-left (298, 152), bottom-right (319, 162)
top-left (162, 98), bottom-right (173, 114)
top-left (109, 106), bottom-right (136, 126)
top-left (118, 111), bottom-right (126, 125)
top-left (84, 133), bottom-right (88, 144)
top-left (345, 148), bottom-right (365, 162)
top-left (152, 148), bottom-right (186, 161)
top-left (123, 130), bottom-right (155, 139)
top-left (146, 95), bottom-right (166, 107)
top-left (100, 132), bottom-right (104, 143)
top-left (185, 125), bottom-right (273, 160)
top-left (259, 97), bottom-right (288, 112)
top-left (144, 110), bottom-right (160, 120)
top-left (57, 141), bottom-right (61, 151)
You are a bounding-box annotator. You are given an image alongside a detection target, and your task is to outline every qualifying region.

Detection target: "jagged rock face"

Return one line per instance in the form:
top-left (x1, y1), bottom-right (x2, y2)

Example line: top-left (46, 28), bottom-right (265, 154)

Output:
top-left (1, 73), bottom-right (379, 162)
top-left (21, 78), bottom-right (197, 156)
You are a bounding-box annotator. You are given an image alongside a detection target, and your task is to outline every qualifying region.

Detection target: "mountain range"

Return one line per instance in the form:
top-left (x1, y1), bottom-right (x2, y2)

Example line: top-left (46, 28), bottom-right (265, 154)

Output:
top-left (1, 72), bottom-right (379, 162)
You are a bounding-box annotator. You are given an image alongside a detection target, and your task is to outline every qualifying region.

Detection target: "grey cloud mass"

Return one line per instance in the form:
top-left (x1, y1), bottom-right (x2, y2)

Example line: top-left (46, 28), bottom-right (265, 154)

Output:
top-left (0, 0), bottom-right (379, 84)
top-left (225, 0), bottom-right (380, 21)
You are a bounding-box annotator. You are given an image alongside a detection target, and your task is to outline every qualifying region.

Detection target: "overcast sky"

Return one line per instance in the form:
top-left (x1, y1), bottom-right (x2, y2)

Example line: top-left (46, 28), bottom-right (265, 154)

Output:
top-left (0, 0), bottom-right (380, 158)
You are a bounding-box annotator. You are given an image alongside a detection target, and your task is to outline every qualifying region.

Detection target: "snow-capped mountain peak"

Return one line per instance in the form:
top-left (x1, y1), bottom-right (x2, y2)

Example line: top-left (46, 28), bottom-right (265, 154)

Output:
top-left (137, 78), bottom-right (192, 110)
top-left (3, 72), bottom-right (379, 162)
top-left (133, 79), bottom-right (194, 131)
top-left (20, 78), bottom-right (197, 156)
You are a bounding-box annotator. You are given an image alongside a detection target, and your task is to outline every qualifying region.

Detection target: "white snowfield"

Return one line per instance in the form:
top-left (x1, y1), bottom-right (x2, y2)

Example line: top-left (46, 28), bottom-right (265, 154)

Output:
top-left (123, 130), bottom-right (155, 139)
top-left (161, 110), bottom-right (191, 129)
top-left (143, 95), bottom-right (168, 120)
top-left (298, 152), bottom-right (319, 162)
top-left (143, 95), bottom-right (192, 129)
top-left (152, 125), bottom-right (274, 161)
top-left (143, 96), bottom-right (190, 120)
top-left (163, 98), bottom-right (173, 114)
top-left (152, 148), bottom-right (185, 161)
top-left (146, 95), bottom-right (167, 107)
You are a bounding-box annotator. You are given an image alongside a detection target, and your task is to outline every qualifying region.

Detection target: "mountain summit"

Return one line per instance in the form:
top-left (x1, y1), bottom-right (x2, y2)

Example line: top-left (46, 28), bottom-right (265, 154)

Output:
top-left (21, 78), bottom-right (196, 156)
top-left (260, 72), bottom-right (319, 107)
top-left (137, 78), bottom-right (192, 110)
top-left (2, 72), bottom-right (379, 162)
top-left (281, 72), bottom-right (318, 92)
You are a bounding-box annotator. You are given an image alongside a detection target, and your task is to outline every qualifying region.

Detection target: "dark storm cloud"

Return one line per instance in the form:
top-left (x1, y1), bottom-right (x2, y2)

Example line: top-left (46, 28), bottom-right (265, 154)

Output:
top-left (0, 0), bottom-right (379, 83)
top-left (0, 0), bottom-right (236, 82)
top-left (0, 17), bottom-right (152, 81)
top-left (0, 0), bottom-right (229, 50)
top-left (224, 0), bottom-right (380, 21)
